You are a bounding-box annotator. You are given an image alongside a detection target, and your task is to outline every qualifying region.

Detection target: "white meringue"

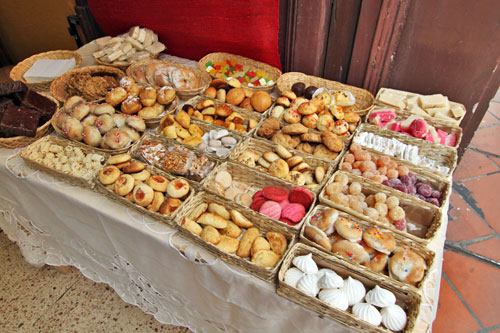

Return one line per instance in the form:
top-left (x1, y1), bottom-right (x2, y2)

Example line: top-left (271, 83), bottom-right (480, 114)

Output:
top-left (352, 303), bottom-right (382, 327)
top-left (284, 267), bottom-right (305, 288)
top-left (292, 253), bottom-right (318, 275)
top-left (318, 270), bottom-right (344, 289)
top-left (296, 274), bottom-right (319, 297)
top-left (381, 304), bottom-right (407, 331)
top-left (210, 129), bottom-right (229, 140)
top-left (318, 289), bottom-right (349, 311)
top-left (340, 276), bottom-right (366, 306)
top-left (365, 285), bottom-right (396, 308)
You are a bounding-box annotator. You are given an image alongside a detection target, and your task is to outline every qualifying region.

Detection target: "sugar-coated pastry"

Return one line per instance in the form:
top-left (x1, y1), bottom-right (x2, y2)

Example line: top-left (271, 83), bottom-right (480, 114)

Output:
top-left (98, 165), bottom-right (120, 185)
top-left (362, 227), bottom-right (396, 254)
top-left (292, 253), bottom-right (318, 274)
top-left (334, 217), bottom-right (363, 241)
top-left (64, 95), bottom-right (85, 111)
top-left (139, 86), bottom-right (157, 107)
top-left (352, 303), bottom-right (382, 327)
top-left (95, 114), bottom-right (114, 134)
top-left (332, 240), bottom-right (370, 264)
top-left (157, 86), bottom-right (176, 105)
top-left (106, 87), bottom-right (127, 107)
top-left (81, 114), bottom-right (97, 127)
top-left (389, 250), bottom-right (426, 284)
top-left (121, 95), bottom-right (142, 115)
top-left (159, 197), bottom-right (182, 215)
top-left (119, 76), bottom-right (135, 89)
top-left (103, 129), bottom-right (131, 150)
top-left (341, 276), bottom-right (366, 306)
top-left (146, 175), bottom-right (169, 192)
top-left (201, 225), bottom-right (221, 245)
top-left (54, 111), bottom-right (70, 129)
top-left (181, 217), bottom-right (202, 236)
top-left (125, 116), bottom-right (146, 132)
top-left (365, 251), bottom-right (389, 273)
top-left (229, 209), bottom-right (254, 228)
top-left (365, 285), bottom-right (396, 308)
top-left (62, 117), bottom-right (83, 141)
top-left (381, 304), bottom-right (407, 331)
top-left (108, 153), bottom-right (131, 165)
top-left (166, 178), bottom-right (190, 198)
top-left (82, 125), bottom-right (102, 147)
top-left (147, 191), bottom-right (165, 212)
top-left (114, 174), bottom-right (135, 196)
top-left (71, 103), bottom-right (90, 120)
top-left (252, 250), bottom-right (281, 268)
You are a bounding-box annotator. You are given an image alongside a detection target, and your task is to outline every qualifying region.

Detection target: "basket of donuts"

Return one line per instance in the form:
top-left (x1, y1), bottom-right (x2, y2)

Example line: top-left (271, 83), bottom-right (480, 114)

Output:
top-left (92, 26), bottom-right (166, 69)
top-left (300, 205), bottom-right (435, 290)
top-left (156, 115), bottom-right (242, 161)
top-left (228, 137), bottom-right (333, 194)
top-left (0, 81), bottom-right (59, 149)
top-left (320, 171), bottom-right (442, 246)
top-left (375, 88), bottom-right (466, 127)
top-left (366, 106), bottom-right (462, 150)
top-left (176, 96), bottom-right (262, 136)
top-left (21, 135), bottom-right (108, 189)
top-left (131, 135), bottom-right (217, 184)
top-left (276, 72), bottom-right (374, 116)
top-left (94, 153), bottom-right (193, 225)
top-left (277, 243), bottom-right (421, 332)
top-left (203, 162), bottom-right (316, 233)
top-left (174, 191), bottom-right (294, 282)
top-left (51, 96), bottom-right (145, 154)
top-left (339, 143), bottom-right (452, 210)
top-left (50, 66), bottom-right (126, 103)
top-left (105, 76), bottom-right (179, 128)
top-left (255, 116), bottom-right (347, 162)
top-left (198, 52), bottom-right (282, 93)
top-left (126, 59), bottom-right (210, 99)
top-left (353, 123), bottom-right (457, 179)
top-left (202, 79), bottom-right (275, 115)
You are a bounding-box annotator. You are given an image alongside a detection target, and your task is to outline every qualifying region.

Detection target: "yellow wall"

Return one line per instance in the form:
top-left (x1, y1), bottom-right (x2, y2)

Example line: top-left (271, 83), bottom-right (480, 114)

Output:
top-left (0, 0), bottom-right (77, 64)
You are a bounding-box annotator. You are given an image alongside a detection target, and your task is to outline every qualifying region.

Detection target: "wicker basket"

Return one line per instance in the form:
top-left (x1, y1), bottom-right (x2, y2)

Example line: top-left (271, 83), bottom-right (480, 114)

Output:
top-left (366, 106), bottom-right (463, 150)
top-left (354, 123), bottom-right (458, 179)
top-left (0, 92), bottom-right (59, 149)
top-left (50, 66), bottom-right (126, 103)
top-left (277, 72), bottom-right (374, 116)
top-left (319, 170), bottom-right (442, 246)
top-left (20, 135), bottom-right (108, 189)
top-left (228, 137), bottom-right (333, 194)
top-left (277, 243), bottom-right (421, 332)
top-left (155, 117), bottom-right (243, 161)
top-left (174, 192), bottom-right (295, 283)
top-left (198, 52), bottom-right (282, 93)
top-left (95, 53), bottom-right (159, 70)
top-left (140, 95), bottom-right (179, 129)
top-left (126, 59), bottom-right (211, 99)
top-left (338, 145), bottom-right (452, 211)
top-left (375, 87), bottom-right (466, 127)
top-left (9, 50), bottom-right (82, 92)
top-left (203, 161), bottom-right (317, 234)
top-left (181, 95), bottom-right (264, 137)
top-left (94, 159), bottom-right (194, 226)
top-left (299, 205), bottom-right (435, 290)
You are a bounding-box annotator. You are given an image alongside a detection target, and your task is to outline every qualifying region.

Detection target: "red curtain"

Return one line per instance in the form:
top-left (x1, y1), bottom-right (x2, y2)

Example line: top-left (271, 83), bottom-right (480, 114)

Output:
top-left (88, 0), bottom-right (282, 70)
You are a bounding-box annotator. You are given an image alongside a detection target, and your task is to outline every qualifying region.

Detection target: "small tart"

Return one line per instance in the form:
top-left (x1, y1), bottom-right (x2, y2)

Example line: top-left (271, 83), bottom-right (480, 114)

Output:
top-left (99, 165), bottom-right (120, 185)
top-left (133, 183), bottom-right (154, 207)
top-left (114, 174), bottom-right (135, 196)
top-left (166, 178), bottom-right (190, 198)
top-left (146, 175), bottom-right (169, 192)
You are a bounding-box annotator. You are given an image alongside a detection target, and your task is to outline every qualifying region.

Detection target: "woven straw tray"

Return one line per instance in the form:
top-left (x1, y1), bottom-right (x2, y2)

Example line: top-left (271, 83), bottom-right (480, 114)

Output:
top-left (203, 161), bottom-right (317, 235)
top-left (21, 135), bottom-right (108, 189)
top-left (94, 159), bottom-right (194, 226)
top-left (228, 137), bottom-right (334, 195)
top-left (277, 243), bottom-right (421, 332)
top-left (198, 52), bottom-right (282, 93)
top-left (320, 170), bottom-right (442, 246)
top-left (174, 191), bottom-right (295, 283)
top-left (277, 72), bottom-right (374, 116)
top-left (299, 204), bottom-right (435, 291)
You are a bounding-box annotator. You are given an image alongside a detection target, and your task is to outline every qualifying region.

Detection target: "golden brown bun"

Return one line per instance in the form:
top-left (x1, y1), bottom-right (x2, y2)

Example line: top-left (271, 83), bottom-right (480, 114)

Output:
top-left (139, 87), bottom-right (157, 107)
top-left (105, 87), bottom-right (127, 107)
top-left (204, 86), bottom-right (217, 99)
top-left (226, 88), bottom-right (246, 106)
top-left (250, 91), bottom-right (272, 112)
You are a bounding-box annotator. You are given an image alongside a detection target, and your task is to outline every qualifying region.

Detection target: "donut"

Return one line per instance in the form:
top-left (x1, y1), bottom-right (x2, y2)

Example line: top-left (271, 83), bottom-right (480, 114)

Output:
top-left (114, 174), bottom-right (135, 196)
top-left (95, 114), bottom-right (114, 134)
top-left (310, 208), bottom-right (338, 233)
top-left (112, 114), bottom-right (127, 128)
top-left (389, 250), bottom-right (426, 284)
top-left (103, 129), bottom-right (131, 150)
top-left (133, 184), bottom-right (154, 207)
top-left (139, 86), bottom-right (157, 107)
top-left (93, 104), bottom-right (115, 116)
top-left (98, 165), bottom-right (120, 185)
top-left (283, 108), bottom-right (301, 124)
top-left (334, 217), bottom-right (363, 242)
top-left (106, 87), bottom-right (127, 107)
top-left (146, 175), bottom-right (169, 192)
top-left (108, 153), bottom-right (131, 165)
top-left (281, 203), bottom-right (306, 223)
top-left (288, 187), bottom-right (314, 209)
top-left (147, 192), bottom-right (165, 212)
top-left (121, 95), bottom-right (142, 115)
top-left (62, 117), bottom-right (83, 141)
top-left (332, 239), bottom-right (370, 264)
top-left (81, 114), bottom-right (97, 127)
top-left (262, 187), bottom-right (288, 201)
top-left (159, 197), bottom-right (182, 215)
top-left (125, 116), bottom-right (146, 132)
top-left (122, 161), bottom-right (145, 173)
top-left (362, 227), bottom-right (396, 254)
top-left (145, 63), bottom-right (167, 85)
top-left (166, 178), bottom-right (190, 198)
top-left (157, 86), bottom-right (176, 105)
top-left (365, 251), bottom-right (389, 273)
top-left (71, 103), bottom-right (90, 120)
top-left (82, 125), bottom-right (102, 147)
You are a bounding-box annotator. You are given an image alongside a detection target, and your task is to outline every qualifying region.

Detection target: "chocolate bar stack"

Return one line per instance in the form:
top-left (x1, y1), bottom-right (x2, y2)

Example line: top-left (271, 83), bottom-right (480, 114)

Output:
top-left (0, 81), bottom-right (57, 138)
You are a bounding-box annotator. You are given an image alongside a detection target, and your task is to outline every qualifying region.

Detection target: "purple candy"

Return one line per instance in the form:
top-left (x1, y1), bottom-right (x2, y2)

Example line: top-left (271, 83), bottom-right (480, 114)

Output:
top-left (382, 179), bottom-right (392, 187)
top-left (417, 183), bottom-right (433, 197)
top-left (431, 190), bottom-right (442, 199)
top-left (416, 194), bottom-right (427, 201)
top-left (427, 197), bottom-right (440, 206)
top-left (394, 183), bottom-right (408, 193)
top-left (400, 175), bottom-right (411, 185)
top-left (407, 184), bottom-right (417, 195)
top-left (408, 173), bottom-right (418, 185)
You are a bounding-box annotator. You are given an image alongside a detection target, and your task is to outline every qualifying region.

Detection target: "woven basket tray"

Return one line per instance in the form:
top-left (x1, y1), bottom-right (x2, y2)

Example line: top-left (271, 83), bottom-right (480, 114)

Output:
top-left (180, 95), bottom-right (264, 136)
top-left (50, 66), bottom-right (126, 103)
top-left (174, 191), bottom-right (295, 283)
top-left (320, 170), bottom-right (442, 246)
top-left (277, 243), bottom-right (421, 332)
top-left (299, 205), bottom-right (435, 291)
top-left (21, 135), bottom-right (108, 189)
top-left (203, 161), bottom-right (317, 234)
top-left (94, 158), bottom-right (194, 226)
top-left (228, 137), bottom-right (333, 194)
top-left (0, 92), bottom-right (59, 149)
top-left (366, 106), bottom-right (463, 150)
top-left (155, 117), bottom-right (243, 161)
top-left (354, 123), bottom-right (457, 179)
top-left (339, 145), bottom-right (452, 211)
top-left (10, 50), bottom-right (82, 92)
top-left (198, 52), bottom-right (282, 93)
top-left (375, 88), bottom-right (466, 127)
top-left (276, 72), bottom-right (375, 116)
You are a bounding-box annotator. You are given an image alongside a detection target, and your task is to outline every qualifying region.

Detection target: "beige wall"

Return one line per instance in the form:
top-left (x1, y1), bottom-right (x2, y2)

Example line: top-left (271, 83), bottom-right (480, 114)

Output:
top-left (0, 0), bottom-right (77, 64)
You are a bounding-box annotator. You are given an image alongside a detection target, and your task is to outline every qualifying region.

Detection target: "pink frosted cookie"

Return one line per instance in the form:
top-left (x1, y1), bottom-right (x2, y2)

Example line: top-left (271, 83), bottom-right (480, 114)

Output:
top-left (251, 196), bottom-right (267, 211)
top-left (259, 201), bottom-right (282, 220)
top-left (288, 187), bottom-right (314, 209)
top-left (281, 203), bottom-right (306, 223)
top-left (253, 190), bottom-right (265, 201)
top-left (279, 217), bottom-right (296, 226)
top-left (278, 198), bottom-right (290, 209)
top-left (262, 187), bottom-right (288, 202)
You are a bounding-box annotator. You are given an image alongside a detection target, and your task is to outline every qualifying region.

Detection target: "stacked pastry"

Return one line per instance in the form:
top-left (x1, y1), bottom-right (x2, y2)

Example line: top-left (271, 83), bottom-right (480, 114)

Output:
top-left (284, 253), bottom-right (408, 331)
top-left (204, 79), bottom-right (273, 112)
top-left (129, 61), bottom-right (201, 91)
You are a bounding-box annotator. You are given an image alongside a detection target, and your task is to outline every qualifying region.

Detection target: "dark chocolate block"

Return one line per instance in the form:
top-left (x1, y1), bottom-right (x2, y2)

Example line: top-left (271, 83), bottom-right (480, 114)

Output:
top-left (0, 104), bottom-right (40, 138)
top-left (21, 89), bottom-right (57, 116)
top-left (0, 97), bottom-right (13, 122)
top-left (0, 81), bottom-right (27, 104)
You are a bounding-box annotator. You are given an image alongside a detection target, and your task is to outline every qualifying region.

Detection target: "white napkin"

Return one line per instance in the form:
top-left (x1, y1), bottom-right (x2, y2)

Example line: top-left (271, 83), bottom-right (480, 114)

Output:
top-left (23, 58), bottom-right (76, 83)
